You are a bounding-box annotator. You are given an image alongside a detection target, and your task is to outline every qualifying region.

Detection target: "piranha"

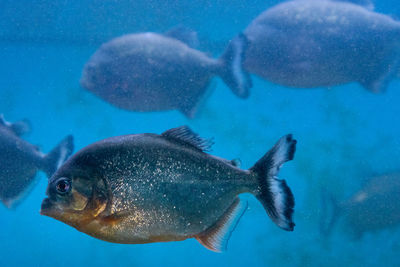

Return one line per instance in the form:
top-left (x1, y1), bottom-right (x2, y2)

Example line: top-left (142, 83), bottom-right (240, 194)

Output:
top-left (41, 126), bottom-right (296, 252)
top-left (80, 30), bottom-right (252, 118)
top-left (320, 172), bottom-right (400, 239)
top-left (0, 115), bottom-right (74, 208)
top-left (242, 0), bottom-right (400, 93)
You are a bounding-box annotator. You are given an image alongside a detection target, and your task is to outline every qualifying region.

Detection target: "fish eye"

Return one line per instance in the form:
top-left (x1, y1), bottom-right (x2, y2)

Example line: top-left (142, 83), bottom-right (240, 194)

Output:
top-left (55, 177), bottom-right (71, 195)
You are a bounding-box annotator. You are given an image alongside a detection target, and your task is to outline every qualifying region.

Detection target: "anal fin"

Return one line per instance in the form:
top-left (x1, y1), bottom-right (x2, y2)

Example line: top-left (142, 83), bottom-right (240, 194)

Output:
top-left (195, 198), bottom-right (247, 252)
top-left (359, 56), bottom-right (400, 93)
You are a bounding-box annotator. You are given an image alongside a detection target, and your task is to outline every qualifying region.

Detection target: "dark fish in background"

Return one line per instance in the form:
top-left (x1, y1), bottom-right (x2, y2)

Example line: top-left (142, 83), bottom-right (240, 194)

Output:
top-left (41, 126), bottom-right (296, 252)
top-left (0, 115), bottom-right (74, 208)
top-left (242, 0), bottom-right (400, 93)
top-left (320, 172), bottom-right (400, 239)
top-left (80, 29), bottom-right (252, 118)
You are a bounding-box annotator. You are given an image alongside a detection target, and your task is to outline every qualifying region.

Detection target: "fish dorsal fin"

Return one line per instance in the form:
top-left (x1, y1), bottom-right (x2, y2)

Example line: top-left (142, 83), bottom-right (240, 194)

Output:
top-left (195, 198), bottom-right (247, 252)
top-left (303, 0), bottom-right (374, 11)
top-left (164, 26), bottom-right (199, 49)
top-left (331, 0), bottom-right (374, 10)
top-left (0, 114), bottom-right (30, 136)
top-left (10, 119), bottom-right (31, 136)
top-left (0, 114), bottom-right (10, 127)
top-left (161, 126), bottom-right (213, 152)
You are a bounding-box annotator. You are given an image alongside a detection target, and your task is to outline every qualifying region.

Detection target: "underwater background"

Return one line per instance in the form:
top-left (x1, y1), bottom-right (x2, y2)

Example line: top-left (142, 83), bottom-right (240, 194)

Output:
top-left (1, 0), bottom-right (400, 266)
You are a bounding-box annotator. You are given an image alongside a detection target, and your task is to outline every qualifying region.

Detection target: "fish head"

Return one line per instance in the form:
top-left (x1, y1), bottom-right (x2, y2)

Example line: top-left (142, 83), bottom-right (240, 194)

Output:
top-left (80, 62), bottom-right (105, 92)
top-left (40, 168), bottom-right (108, 229)
top-left (80, 46), bottom-right (118, 94)
top-left (80, 60), bottom-right (128, 102)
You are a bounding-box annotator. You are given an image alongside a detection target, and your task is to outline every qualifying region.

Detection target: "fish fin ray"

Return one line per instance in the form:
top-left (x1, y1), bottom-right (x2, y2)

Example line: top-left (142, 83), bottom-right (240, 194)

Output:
top-left (195, 198), bottom-right (247, 252)
top-left (162, 126), bottom-right (214, 152)
top-left (250, 134), bottom-right (296, 231)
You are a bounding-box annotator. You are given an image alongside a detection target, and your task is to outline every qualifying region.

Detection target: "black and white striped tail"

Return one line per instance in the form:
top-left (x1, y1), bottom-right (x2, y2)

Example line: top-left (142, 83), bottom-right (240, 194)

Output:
top-left (250, 134), bottom-right (296, 231)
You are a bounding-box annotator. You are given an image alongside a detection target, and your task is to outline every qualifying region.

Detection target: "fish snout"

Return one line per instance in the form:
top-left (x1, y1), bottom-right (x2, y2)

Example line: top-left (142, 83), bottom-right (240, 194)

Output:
top-left (80, 64), bottom-right (97, 90)
top-left (40, 198), bottom-right (53, 216)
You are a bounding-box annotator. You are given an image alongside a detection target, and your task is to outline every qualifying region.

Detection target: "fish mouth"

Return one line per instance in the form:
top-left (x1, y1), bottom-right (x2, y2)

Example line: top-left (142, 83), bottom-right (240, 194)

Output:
top-left (79, 75), bottom-right (92, 90)
top-left (40, 198), bottom-right (54, 216)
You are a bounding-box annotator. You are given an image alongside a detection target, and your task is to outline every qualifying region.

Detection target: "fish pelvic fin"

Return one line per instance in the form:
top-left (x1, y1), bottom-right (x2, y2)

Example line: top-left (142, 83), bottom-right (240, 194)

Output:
top-left (42, 135), bottom-right (74, 178)
top-left (218, 34), bottom-right (252, 99)
top-left (250, 134), bottom-right (296, 231)
top-left (195, 198), bottom-right (247, 252)
top-left (359, 55), bottom-right (400, 93)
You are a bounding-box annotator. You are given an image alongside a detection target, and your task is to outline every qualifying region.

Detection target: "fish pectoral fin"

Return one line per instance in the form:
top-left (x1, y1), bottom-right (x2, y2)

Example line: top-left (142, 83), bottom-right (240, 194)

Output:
top-left (99, 213), bottom-right (127, 226)
top-left (195, 198), bottom-right (247, 252)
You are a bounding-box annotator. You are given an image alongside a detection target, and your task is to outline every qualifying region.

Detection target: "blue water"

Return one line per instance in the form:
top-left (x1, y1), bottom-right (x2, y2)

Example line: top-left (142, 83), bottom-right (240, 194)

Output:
top-left (1, 1), bottom-right (400, 266)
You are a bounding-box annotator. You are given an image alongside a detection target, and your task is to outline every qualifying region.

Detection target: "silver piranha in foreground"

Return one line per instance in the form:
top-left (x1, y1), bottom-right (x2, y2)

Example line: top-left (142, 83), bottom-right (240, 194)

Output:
top-left (81, 31), bottom-right (251, 118)
top-left (0, 115), bottom-right (74, 208)
top-left (41, 126), bottom-right (296, 252)
top-left (321, 172), bottom-right (400, 239)
top-left (243, 0), bottom-right (400, 93)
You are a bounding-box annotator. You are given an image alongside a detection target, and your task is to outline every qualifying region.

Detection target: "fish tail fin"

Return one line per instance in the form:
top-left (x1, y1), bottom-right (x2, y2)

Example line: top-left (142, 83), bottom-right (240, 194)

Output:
top-left (218, 34), bottom-right (252, 99)
top-left (249, 134), bottom-right (296, 231)
top-left (42, 135), bottom-right (74, 178)
top-left (319, 188), bottom-right (341, 237)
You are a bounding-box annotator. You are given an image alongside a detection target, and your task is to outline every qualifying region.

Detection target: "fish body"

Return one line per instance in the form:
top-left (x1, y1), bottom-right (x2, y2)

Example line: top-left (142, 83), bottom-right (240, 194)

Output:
top-left (321, 173), bottom-right (400, 239)
top-left (81, 32), bottom-right (251, 118)
top-left (342, 173), bottom-right (400, 236)
top-left (41, 126), bottom-right (296, 252)
top-left (243, 0), bottom-right (400, 92)
top-left (0, 115), bottom-right (74, 208)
